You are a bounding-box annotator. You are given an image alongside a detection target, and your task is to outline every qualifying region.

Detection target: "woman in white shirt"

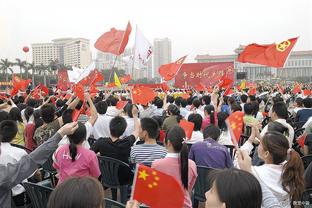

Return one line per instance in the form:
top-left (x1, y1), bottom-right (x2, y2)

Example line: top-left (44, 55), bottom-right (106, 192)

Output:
top-left (239, 131), bottom-right (305, 208)
top-left (187, 113), bottom-right (203, 143)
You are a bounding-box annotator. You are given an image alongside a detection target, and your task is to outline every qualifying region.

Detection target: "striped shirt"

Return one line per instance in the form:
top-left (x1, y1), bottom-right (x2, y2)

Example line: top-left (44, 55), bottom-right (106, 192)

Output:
top-left (130, 144), bottom-right (167, 166)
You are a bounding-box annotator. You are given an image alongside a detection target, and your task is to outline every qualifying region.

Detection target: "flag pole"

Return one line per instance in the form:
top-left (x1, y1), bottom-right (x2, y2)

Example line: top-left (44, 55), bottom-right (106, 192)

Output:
top-left (131, 25), bottom-right (138, 80)
top-left (108, 55), bottom-right (118, 83)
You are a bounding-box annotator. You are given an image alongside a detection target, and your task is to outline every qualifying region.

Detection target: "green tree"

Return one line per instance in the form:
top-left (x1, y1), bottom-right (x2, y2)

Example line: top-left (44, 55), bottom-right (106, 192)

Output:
top-left (0, 59), bottom-right (13, 81)
top-left (15, 58), bottom-right (27, 78)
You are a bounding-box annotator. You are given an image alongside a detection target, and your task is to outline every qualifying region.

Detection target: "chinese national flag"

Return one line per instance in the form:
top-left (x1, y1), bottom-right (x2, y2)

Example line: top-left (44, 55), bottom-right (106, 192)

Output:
top-left (10, 87), bottom-right (19, 96)
top-left (94, 22), bottom-right (132, 55)
top-left (179, 119), bottom-right (194, 139)
top-left (226, 111), bottom-right (244, 146)
top-left (238, 37), bottom-right (298, 68)
top-left (217, 75), bottom-right (233, 89)
top-left (116, 100), bottom-right (128, 110)
top-left (73, 84), bottom-right (84, 101)
top-left (132, 164), bottom-right (184, 208)
top-left (132, 86), bottom-right (156, 106)
top-left (12, 75), bottom-right (31, 91)
top-left (119, 74), bottom-right (131, 84)
top-left (80, 69), bottom-right (104, 86)
top-left (180, 93), bottom-right (190, 99)
top-left (72, 108), bottom-right (82, 122)
top-left (57, 69), bottom-right (71, 91)
top-left (297, 133), bottom-right (307, 148)
top-left (293, 82), bottom-right (301, 94)
top-left (158, 56), bottom-right (187, 81)
top-left (89, 85), bottom-right (98, 97)
top-left (224, 87), bottom-right (234, 96)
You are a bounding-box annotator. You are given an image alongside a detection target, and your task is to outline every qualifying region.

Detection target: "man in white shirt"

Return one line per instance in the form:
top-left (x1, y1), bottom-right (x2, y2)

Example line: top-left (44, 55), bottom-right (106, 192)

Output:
top-left (261, 102), bottom-right (294, 147)
top-left (0, 120), bottom-right (29, 205)
top-left (92, 101), bottom-right (112, 139)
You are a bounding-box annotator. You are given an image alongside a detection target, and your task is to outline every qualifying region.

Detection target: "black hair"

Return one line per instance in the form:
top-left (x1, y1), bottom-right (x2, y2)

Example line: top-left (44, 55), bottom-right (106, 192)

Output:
top-left (0, 111), bottom-right (9, 123)
top-left (40, 104), bottom-right (56, 123)
top-left (241, 94), bottom-right (248, 103)
top-left (250, 101), bottom-right (259, 117)
top-left (67, 122), bottom-right (86, 162)
top-left (202, 95), bottom-right (211, 105)
top-left (217, 112), bottom-right (229, 131)
top-left (125, 104), bottom-right (137, 118)
top-left (62, 109), bottom-right (74, 124)
top-left (47, 177), bottom-right (104, 208)
top-left (192, 99), bottom-right (201, 108)
top-left (231, 103), bottom-right (242, 112)
top-left (8, 107), bottom-right (23, 123)
top-left (33, 110), bottom-right (43, 130)
top-left (204, 105), bottom-right (215, 125)
top-left (155, 99), bottom-right (164, 109)
top-left (267, 121), bottom-right (289, 137)
top-left (175, 97), bottom-right (183, 107)
top-left (303, 98), bottom-right (312, 108)
top-left (249, 95), bottom-right (256, 102)
top-left (180, 99), bottom-right (187, 108)
top-left (56, 99), bottom-right (65, 108)
top-left (272, 102), bottom-right (288, 119)
top-left (295, 97), bottom-right (303, 107)
top-left (167, 95), bottom-right (174, 104)
top-left (209, 168), bottom-right (262, 208)
top-left (24, 107), bottom-right (34, 123)
top-left (152, 116), bottom-right (164, 128)
top-left (109, 116), bottom-right (127, 138)
top-left (0, 120), bottom-right (18, 142)
top-left (165, 126), bottom-right (188, 189)
top-left (140, 117), bottom-right (160, 139)
top-left (167, 104), bottom-right (183, 123)
top-left (244, 103), bottom-right (253, 115)
top-left (203, 125), bottom-right (220, 141)
top-left (187, 113), bottom-right (202, 131)
top-left (95, 101), bottom-right (108, 115)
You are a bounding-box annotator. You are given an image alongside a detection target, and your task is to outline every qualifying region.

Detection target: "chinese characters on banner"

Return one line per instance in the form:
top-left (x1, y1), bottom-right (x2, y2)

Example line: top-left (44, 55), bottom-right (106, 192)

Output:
top-left (174, 62), bottom-right (234, 88)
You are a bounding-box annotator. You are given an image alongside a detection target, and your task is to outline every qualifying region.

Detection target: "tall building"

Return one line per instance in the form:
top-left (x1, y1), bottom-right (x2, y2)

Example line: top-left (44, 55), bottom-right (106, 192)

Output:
top-left (32, 38), bottom-right (92, 68)
top-left (31, 43), bottom-right (59, 66)
top-left (195, 49), bottom-right (312, 82)
top-left (153, 38), bottom-right (172, 78)
top-left (95, 48), bottom-right (132, 73)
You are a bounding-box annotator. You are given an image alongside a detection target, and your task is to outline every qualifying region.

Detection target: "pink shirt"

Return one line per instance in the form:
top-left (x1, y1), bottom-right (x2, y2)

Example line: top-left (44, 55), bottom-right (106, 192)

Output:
top-left (152, 154), bottom-right (198, 208)
top-left (201, 112), bottom-right (218, 130)
top-left (53, 144), bottom-right (101, 184)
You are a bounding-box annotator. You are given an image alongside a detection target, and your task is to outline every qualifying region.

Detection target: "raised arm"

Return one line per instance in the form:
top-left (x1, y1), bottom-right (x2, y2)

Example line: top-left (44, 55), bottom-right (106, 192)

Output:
top-left (85, 93), bottom-right (98, 126)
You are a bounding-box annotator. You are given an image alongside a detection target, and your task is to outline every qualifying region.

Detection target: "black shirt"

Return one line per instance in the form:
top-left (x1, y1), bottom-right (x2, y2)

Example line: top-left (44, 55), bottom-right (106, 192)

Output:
top-left (91, 135), bottom-right (136, 164)
top-left (91, 135), bottom-right (136, 185)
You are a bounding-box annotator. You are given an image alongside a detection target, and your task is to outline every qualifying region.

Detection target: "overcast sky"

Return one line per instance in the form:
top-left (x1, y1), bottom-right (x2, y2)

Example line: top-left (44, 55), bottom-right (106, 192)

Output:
top-left (0, 0), bottom-right (311, 63)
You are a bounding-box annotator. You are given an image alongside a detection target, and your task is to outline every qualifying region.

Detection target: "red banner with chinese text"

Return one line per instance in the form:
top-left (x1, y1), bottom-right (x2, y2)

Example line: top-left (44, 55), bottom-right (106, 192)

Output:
top-left (174, 62), bottom-right (234, 88)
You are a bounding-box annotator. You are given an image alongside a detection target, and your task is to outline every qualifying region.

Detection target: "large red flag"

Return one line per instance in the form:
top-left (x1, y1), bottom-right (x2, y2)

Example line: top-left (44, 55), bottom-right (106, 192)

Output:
top-left (57, 69), bottom-right (71, 91)
top-left (158, 56), bottom-right (187, 81)
top-left (132, 86), bottom-right (156, 106)
top-left (132, 164), bottom-right (184, 208)
top-left (94, 22), bottom-right (132, 55)
top-left (13, 75), bottom-right (31, 91)
top-left (217, 75), bottom-right (233, 89)
top-left (226, 111), bottom-right (244, 147)
top-left (238, 37), bottom-right (298, 68)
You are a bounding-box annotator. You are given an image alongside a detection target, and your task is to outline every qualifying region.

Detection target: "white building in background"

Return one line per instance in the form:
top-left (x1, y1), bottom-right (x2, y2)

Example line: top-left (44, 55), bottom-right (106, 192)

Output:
top-left (153, 38), bottom-right (172, 78)
top-left (195, 49), bottom-right (312, 82)
top-left (31, 38), bottom-right (92, 68)
top-left (31, 43), bottom-right (59, 66)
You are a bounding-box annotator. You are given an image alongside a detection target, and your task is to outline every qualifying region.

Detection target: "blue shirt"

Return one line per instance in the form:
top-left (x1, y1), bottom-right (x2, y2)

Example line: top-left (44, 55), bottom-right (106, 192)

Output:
top-left (188, 138), bottom-right (233, 168)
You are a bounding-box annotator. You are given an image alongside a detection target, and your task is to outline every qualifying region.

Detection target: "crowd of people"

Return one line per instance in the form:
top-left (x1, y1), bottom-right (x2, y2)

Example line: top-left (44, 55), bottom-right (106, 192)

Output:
top-left (0, 83), bottom-right (312, 208)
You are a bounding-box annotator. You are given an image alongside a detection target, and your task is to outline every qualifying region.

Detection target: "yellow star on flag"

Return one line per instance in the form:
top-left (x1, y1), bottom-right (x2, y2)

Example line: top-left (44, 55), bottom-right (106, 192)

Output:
top-left (138, 170), bottom-right (149, 181)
